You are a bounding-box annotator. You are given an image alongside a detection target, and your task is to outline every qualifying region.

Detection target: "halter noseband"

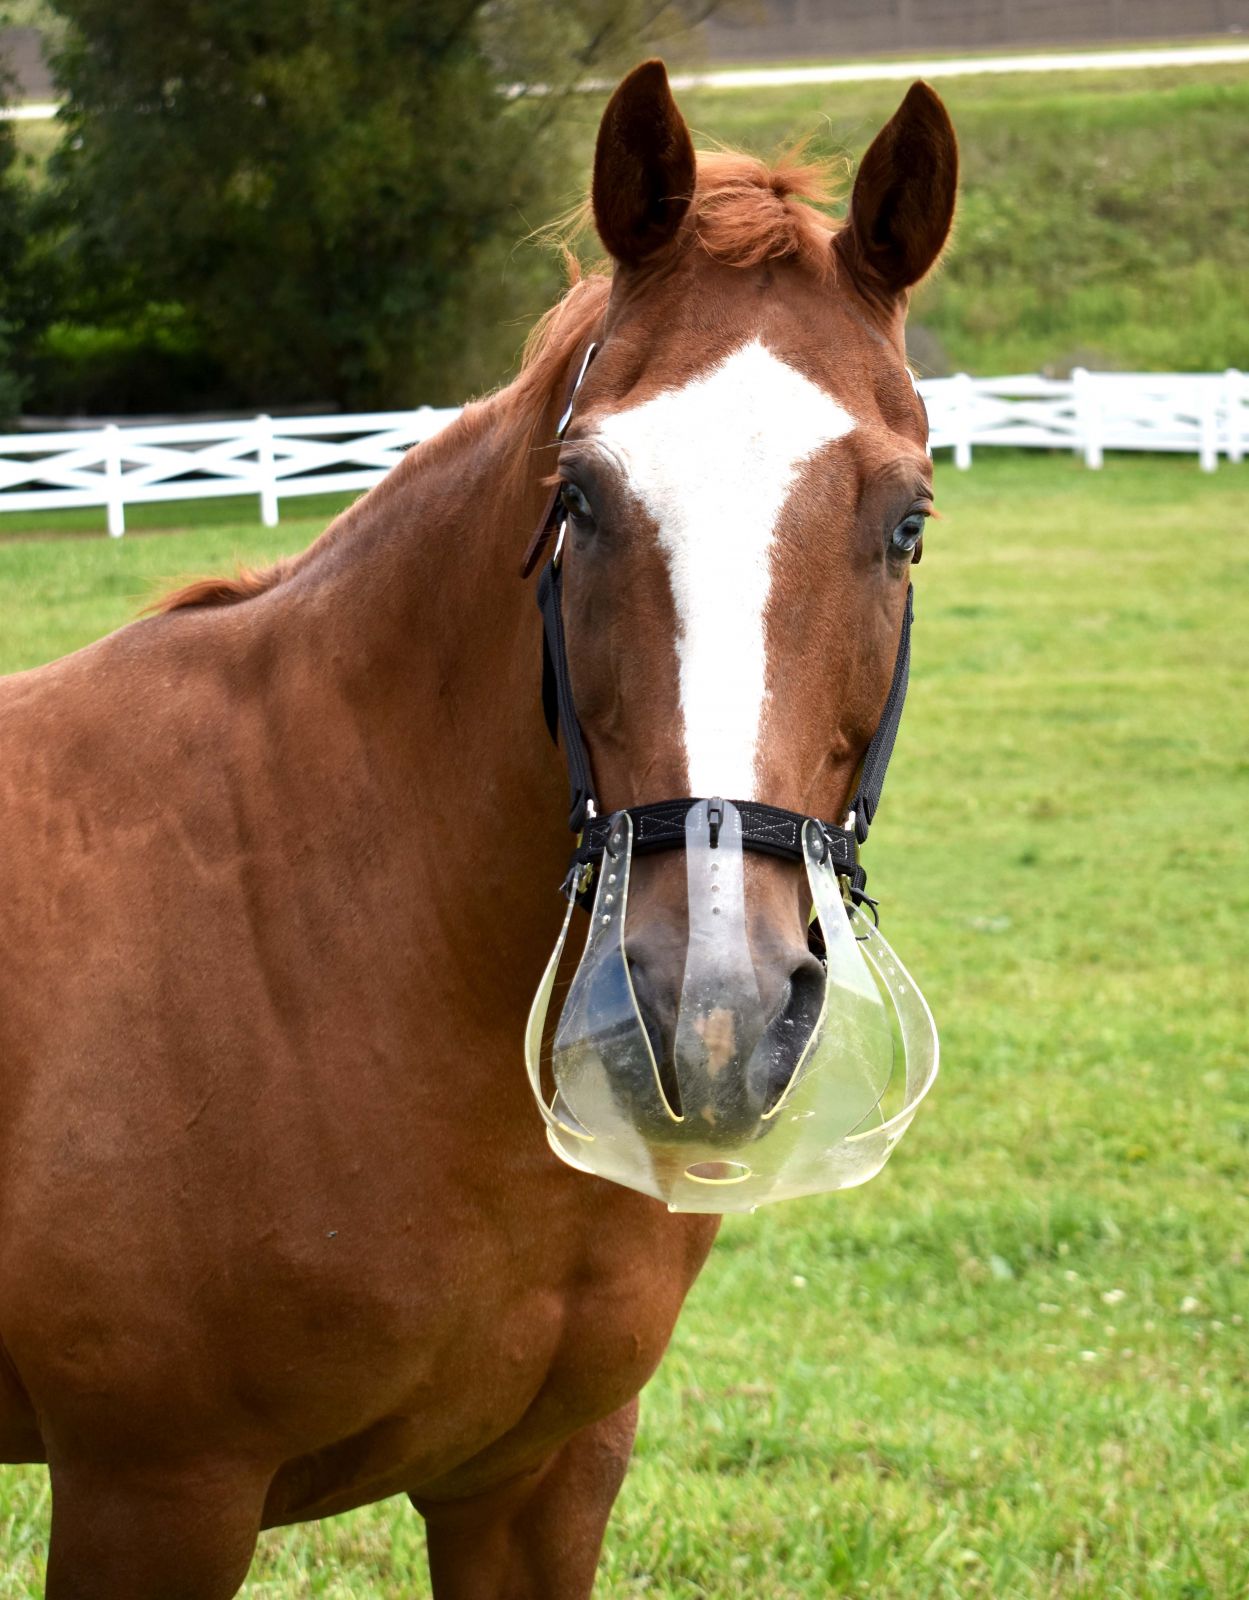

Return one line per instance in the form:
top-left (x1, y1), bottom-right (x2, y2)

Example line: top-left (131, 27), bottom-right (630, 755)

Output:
top-left (526, 342), bottom-right (915, 915)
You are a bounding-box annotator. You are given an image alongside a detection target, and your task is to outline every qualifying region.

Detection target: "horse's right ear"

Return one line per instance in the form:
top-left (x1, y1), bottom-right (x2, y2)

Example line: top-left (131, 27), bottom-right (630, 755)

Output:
top-left (836, 81), bottom-right (958, 301)
top-left (593, 59), bottom-right (696, 268)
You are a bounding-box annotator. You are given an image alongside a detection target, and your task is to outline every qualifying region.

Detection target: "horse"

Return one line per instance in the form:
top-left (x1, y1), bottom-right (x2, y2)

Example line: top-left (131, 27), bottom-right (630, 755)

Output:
top-left (0, 59), bottom-right (956, 1598)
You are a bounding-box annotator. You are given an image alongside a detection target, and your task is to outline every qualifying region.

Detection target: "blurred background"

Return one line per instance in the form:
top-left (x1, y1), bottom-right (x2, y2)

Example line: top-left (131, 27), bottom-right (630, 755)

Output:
top-left (0, 4), bottom-right (1246, 1597)
top-left (2, 0), bottom-right (1248, 420)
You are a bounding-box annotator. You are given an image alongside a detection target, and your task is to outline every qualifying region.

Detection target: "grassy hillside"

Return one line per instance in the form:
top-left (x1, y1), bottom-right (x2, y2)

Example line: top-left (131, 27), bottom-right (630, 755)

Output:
top-left (660, 64), bottom-right (1249, 377)
top-left (1, 452), bottom-right (1246, 1596)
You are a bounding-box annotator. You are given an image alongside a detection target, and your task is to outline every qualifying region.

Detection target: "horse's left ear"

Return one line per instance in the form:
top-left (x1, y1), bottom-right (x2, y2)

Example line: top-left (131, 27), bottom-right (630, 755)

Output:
top-left (593, 59), bottom-right (696, 268)
top-left (836, 81), bottom-right (958, 299)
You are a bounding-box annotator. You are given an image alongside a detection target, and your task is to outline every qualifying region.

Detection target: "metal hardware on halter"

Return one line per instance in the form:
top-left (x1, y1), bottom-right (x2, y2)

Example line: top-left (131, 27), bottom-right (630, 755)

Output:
top-left (707, 798), bottom-right (724, 850)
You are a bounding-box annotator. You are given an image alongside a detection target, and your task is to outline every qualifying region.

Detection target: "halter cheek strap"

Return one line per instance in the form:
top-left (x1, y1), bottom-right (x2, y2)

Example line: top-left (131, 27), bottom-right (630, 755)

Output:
top-left (537, 555), bottom-right (597, 833)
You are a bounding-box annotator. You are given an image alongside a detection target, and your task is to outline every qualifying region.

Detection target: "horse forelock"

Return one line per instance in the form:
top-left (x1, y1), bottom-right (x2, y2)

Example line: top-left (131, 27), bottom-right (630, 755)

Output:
top-left (687, 146), bottom-right (845, 278)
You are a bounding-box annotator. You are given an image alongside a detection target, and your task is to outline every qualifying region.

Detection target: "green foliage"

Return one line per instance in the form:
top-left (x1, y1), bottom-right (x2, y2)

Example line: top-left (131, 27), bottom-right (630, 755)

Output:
top-left (0, 63), bottom-right (31, 420)
top-left (674, 65), bottom-right (1249, 377)
top-left (38, 0), bottom-right (710, 411)
top-left (1, 453), bottom-right (1247, 1594)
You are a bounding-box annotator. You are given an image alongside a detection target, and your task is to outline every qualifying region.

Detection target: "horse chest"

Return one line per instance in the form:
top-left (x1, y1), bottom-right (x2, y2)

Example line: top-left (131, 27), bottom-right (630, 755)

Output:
top-left (404, 1187), bottom-right (713, 1459)
top-left (261, 1191), bottom-right (716, 1518)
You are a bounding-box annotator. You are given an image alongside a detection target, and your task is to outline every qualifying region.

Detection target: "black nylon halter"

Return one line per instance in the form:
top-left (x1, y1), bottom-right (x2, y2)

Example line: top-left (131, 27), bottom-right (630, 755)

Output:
top-left (529, 343), bottom-right (916, 913)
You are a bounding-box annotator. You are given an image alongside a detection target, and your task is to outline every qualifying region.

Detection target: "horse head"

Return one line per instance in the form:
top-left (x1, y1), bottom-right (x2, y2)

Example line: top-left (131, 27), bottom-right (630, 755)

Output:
top-left (526, 62), bottom-right (955, 1208)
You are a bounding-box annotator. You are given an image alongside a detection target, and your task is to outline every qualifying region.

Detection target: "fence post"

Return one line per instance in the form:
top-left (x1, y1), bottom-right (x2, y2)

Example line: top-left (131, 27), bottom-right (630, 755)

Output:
top-left (1224, 369), bottom-right (1244, 464)
top-left (1198, 383), bottom-right (1218, 473)
top-left (256, 414), bottom-right (279, 527)
top-left (953, 371), bottom-right (973, 470)
top-left (104, 423), bottom-right (125, 536)
top-left (1072, 368), bottom-right (1102, 469)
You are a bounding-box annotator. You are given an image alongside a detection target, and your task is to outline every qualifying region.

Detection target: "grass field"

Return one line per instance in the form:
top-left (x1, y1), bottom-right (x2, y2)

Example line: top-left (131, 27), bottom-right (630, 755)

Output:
top-left (0, 450), bottom-right (1246, 1596)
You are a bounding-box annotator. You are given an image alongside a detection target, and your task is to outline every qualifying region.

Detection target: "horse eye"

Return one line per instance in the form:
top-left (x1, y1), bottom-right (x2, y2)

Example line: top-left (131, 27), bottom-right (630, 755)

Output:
top-left (890, 513), bottom-right (927, 559)
top-left (559, 482), bottom-right (594, 525)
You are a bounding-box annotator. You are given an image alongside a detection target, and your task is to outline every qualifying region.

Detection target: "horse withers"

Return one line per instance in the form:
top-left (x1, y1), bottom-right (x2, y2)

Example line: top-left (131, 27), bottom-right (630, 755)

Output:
top-left (0, 61), bottom-right (956, 1598)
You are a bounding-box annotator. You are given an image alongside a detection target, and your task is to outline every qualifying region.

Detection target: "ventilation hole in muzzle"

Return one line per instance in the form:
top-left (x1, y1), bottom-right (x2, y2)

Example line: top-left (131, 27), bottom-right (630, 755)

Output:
top-left (685, 1160), bottom-right (752, 1184)
top-left (761, 960), bottom-right (827, 1114)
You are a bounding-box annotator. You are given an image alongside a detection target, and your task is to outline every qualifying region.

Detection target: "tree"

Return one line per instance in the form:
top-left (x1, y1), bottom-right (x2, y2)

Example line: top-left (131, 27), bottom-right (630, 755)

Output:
top-left (43, 0), bottom-right (721, 411)
top-left (0, 50), bottom-right (34, 422)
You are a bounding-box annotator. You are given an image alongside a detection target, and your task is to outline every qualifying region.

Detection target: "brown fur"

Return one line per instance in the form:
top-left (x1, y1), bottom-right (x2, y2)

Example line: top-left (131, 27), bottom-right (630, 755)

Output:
top-left (0, 60), bottom-right (956, 1600)
top-left (691, 146), bottom-right (844, 275)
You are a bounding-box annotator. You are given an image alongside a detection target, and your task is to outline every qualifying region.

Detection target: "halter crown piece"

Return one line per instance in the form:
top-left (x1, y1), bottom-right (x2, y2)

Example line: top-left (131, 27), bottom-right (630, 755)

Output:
top-left (521, 340), bottom-right (938, 1214)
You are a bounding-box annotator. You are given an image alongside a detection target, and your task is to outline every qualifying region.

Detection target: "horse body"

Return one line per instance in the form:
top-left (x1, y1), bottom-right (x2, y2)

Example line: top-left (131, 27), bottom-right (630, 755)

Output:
top-left (0, 60), bottom-right (955, 1597)
top-left (0, 385), bottom-right (714, 1519)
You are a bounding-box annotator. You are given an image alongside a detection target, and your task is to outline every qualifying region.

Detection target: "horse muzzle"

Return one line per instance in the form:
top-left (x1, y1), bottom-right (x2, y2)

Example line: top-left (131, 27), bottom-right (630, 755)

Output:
top-left (524, 800), bottom-right (939, 1213)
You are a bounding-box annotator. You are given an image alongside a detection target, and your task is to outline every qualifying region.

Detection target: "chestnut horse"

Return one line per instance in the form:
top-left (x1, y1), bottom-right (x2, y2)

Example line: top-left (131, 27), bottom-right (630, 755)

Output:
top-left (0, 62), bottom-right (956, 1598)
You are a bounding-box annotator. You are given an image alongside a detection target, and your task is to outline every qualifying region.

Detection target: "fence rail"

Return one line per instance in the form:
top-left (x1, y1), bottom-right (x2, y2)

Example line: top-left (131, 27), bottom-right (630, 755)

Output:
top-left (922, 369), bottom-right (1246, 472)
top-left (0, 371), bottom-right (1244, 536)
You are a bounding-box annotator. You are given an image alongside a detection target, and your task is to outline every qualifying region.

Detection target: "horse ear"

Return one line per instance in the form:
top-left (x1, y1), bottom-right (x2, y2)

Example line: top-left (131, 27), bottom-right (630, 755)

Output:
top-left (836, 81), bottom-right (958, 299)
top-left (593, 59), bottom-right (696, 268)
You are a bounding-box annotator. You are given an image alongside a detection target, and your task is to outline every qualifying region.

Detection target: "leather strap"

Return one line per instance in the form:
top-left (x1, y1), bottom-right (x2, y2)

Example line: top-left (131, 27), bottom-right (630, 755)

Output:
top-left (849, 582), bottom-right (913, 844)
top-left (519, 341), bottom-right (600, 579)
top-left (519, 481), bottom-right (563, 580)
top-left (537, 556), bottom-right (598, 832)
top-left (575, 799), bottom-right (856, 869)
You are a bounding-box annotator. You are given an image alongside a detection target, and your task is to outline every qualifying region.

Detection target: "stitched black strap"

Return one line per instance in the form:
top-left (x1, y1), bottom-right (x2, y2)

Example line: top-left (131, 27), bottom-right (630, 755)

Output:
top-left (564, 800), bottom-right (860, 910)
top-left (849, 584), bottom-right (912, 844)
top-left (573, 800), bottom-right (856, 871)
top-left (537, 555), bottom-right (598, 832)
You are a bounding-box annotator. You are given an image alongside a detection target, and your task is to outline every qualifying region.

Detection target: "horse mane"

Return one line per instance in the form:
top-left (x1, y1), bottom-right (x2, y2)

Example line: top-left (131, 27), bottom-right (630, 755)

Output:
top-left (686, 145), bottom-right (844, 277)
top-left (154, 144), bottom-right (843, 616)
top-left (155, 563), bottom-right (295, 613)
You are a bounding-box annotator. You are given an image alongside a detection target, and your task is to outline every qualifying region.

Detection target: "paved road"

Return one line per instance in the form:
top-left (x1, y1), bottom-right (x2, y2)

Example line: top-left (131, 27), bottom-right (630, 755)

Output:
top-left (5, 41), bottom-right (1249, 120)
top-left (666, 41), bottom-right (1249, 92)
top-left (2, 102), bottom-right (58, 119)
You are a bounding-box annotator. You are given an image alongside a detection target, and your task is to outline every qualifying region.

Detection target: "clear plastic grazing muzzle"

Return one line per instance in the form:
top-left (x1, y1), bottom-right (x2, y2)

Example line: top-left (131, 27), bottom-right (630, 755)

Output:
top-left (525, 801), bottom-right (938, 1213)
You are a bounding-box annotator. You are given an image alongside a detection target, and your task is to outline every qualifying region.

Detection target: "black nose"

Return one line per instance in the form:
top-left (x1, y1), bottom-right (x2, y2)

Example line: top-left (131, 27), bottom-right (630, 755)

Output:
top-left (625, 948), bottom-right (826, 1144)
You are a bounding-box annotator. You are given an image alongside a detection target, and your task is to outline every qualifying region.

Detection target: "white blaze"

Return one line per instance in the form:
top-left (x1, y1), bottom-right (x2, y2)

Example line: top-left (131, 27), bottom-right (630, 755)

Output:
top-left (593, 338), bottom-right (855, 797)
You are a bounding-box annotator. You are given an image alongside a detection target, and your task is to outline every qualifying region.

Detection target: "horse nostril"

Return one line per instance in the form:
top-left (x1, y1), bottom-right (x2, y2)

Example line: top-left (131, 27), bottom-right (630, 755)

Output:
top-left (760, 955), bottom-right (826, 1112)
top-left (618, 947), bottom-right (825, 1133)
top-left (625, 956), bottom-right (682, 1116)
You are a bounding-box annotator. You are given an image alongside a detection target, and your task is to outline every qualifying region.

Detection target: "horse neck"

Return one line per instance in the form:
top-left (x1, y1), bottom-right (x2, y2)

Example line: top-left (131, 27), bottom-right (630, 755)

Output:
top-left (274, 382), bottom-right (572, 964)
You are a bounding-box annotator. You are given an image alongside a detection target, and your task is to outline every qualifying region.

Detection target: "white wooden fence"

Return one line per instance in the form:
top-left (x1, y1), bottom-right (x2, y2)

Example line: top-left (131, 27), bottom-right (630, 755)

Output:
top-left (0, 407), bottom-right (461, 537)
top-left (923, 369), bottom-right (1246, 472)
top-left (0, 370), bottom-right (1244, 536)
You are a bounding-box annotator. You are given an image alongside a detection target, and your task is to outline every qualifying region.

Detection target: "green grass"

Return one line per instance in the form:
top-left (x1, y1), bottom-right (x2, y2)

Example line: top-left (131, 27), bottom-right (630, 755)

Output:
top-left (1, 450), bottom-right (1247, 1597)
top-left (0, 493), bottom-right (354, 670)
